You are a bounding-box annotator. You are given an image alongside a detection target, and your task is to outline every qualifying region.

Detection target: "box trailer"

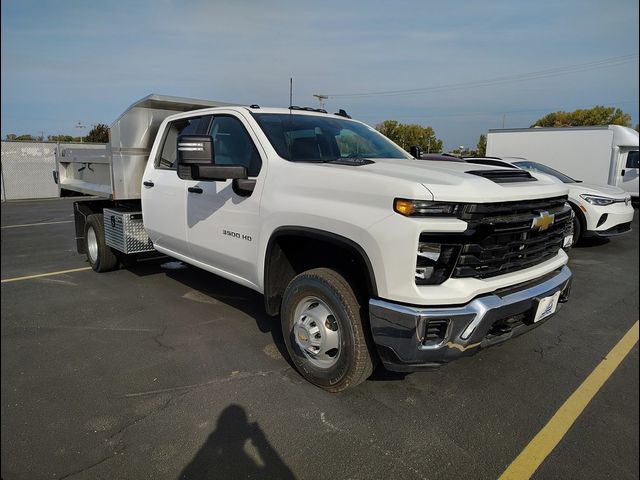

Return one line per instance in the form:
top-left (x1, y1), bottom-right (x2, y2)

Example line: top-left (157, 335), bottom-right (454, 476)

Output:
top-left (486, 126), bottom-right (639, 201)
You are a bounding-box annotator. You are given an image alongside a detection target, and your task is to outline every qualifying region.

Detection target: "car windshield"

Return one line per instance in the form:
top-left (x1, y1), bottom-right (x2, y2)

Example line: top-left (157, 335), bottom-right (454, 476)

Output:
top-left (513, 161), bottom-right (578, 183)
top-left (251, 113), bottom-right (411, 162)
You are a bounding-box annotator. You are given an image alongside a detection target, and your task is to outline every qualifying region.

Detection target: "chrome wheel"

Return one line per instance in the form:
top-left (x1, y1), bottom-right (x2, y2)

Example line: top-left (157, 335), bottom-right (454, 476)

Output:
top-left (87, 226), bottom-right (98, 264)
top-left (292, 296), bottom-right (341, 368)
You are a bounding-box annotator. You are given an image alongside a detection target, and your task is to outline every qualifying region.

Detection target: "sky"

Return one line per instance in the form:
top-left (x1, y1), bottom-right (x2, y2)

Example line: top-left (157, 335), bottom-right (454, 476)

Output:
top-left (1, 0), bottom-right (638, 150)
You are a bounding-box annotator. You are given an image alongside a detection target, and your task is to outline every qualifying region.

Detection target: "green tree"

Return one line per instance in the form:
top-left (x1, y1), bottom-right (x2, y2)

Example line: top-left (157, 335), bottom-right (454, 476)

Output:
top-left (531, 106), bottom-right (631, 128)
top-left (85, 123), bottom-right (109, 143)
top-left (6, 134), bottom-right (17, 140)
top-left (48, 135), bottom-right (76, 142)
top-left (15, 134), bottom-right (34, 141)
top-left (475, 134), bottom-right (487, 157)
top-left (375, 120), bottom-right (443, 153)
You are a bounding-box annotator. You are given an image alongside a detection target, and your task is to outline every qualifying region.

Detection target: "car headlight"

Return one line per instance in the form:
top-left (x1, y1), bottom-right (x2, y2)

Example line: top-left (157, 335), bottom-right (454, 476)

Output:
top-left (415, 242), bottom-right (461, 285)
top-left (579, 194), bottom-right (616, 206)
top-left (394, 198), bottom-right (461, 217)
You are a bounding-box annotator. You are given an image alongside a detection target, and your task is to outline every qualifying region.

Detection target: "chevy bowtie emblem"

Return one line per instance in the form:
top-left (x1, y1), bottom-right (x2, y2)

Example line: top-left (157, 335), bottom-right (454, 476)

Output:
top-left (531, 211), bottom-right (555, 231)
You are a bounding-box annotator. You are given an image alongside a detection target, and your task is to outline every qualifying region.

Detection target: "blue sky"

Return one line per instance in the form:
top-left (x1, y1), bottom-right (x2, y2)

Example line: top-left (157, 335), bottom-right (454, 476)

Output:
top-left (1, 0), bottom-right (638, 149)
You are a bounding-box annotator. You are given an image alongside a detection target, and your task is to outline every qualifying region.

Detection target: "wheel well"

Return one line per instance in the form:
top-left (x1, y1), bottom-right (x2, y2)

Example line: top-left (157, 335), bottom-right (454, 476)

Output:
top-left (263, 228), bottom-right (377, 316)
top-left (568, 201), bottom-right (586, 230)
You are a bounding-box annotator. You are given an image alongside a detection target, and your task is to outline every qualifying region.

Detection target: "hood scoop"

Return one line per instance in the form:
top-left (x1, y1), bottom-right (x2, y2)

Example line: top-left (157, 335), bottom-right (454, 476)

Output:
top-left (466, 169), bottom-right (537, 183)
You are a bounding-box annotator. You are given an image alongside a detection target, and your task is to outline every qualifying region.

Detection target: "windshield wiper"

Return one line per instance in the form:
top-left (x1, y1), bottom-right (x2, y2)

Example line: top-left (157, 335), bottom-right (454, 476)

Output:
top-left (321, 157), bottom-right (375, 166)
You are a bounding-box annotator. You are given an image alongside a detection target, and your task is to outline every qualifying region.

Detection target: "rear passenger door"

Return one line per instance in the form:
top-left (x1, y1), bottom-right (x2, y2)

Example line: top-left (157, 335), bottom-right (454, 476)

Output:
top-left (185, 113), bottom-right (265, 287)
top-left (142, 115), bottom-right (210, 256)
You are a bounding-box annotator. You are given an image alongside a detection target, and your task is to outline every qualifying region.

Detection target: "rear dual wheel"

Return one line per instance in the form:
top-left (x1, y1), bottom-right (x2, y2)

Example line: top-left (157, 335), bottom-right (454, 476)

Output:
top-left (85, 214), bottom-right (119, 272)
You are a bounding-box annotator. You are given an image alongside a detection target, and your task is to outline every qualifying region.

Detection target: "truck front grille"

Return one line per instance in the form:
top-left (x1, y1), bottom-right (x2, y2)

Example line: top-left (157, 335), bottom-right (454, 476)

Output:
top-left (421, 196), bottom-right (572, 280)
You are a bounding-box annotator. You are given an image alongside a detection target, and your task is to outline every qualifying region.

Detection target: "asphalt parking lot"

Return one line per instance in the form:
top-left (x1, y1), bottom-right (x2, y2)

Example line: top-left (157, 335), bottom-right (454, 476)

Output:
top-left (1, 198), bottom-right (638, 480)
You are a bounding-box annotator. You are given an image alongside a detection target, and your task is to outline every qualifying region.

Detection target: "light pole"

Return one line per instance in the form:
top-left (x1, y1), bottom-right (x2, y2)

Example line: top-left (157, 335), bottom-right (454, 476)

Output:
top-left (76, 122), bottom-right (86, 143)
top-left (313, 94), bottom-right (329, 110)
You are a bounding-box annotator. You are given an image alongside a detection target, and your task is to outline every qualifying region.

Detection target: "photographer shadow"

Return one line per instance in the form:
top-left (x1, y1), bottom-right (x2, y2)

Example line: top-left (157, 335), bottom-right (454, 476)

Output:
top-left (179, 404), bottom-right (296, 480)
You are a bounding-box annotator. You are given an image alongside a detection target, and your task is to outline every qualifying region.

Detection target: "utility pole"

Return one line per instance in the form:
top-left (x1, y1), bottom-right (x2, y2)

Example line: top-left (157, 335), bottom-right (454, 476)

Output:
top-left (76, 122), bottom-right (86, 143)
top-left (313, 94), bottom-right (329, 110)
top-left (502, 113), bottom-right (506, 129)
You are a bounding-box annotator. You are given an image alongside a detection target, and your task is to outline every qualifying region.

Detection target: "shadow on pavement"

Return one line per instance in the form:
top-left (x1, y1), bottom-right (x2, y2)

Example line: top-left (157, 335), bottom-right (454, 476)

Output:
top-left (179, 404), bottom-right (296, 480)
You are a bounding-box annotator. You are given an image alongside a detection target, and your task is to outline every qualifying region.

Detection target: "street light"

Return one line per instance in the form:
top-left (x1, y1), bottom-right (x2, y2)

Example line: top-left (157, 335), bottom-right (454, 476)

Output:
top-left (76, 122), bottom-right (86, 143)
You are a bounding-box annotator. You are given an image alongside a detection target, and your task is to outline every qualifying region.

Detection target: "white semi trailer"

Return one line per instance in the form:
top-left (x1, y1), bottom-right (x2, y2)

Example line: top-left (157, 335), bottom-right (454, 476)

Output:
top-left (486, 126), bottom-right (639, 203)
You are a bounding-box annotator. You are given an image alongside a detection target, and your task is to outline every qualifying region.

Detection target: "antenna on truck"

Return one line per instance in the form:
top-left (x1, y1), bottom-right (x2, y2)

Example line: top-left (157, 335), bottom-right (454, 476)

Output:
top-left (288, 77), bottom-right (293, 161)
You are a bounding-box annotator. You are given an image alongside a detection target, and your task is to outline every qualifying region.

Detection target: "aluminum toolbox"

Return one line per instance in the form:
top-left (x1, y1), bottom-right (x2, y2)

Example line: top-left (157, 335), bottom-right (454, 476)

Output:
top-left (103, 208), bottom-right (154, 254)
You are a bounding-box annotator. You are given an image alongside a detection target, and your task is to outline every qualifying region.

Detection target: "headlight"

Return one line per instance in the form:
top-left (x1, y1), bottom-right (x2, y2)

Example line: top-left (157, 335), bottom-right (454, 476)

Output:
top-left (580, 194), bottom-right (616, 206)
top-left (394, 198), bottom-right (461, 217)
top-left (415, 242), bottom-right (461, 285)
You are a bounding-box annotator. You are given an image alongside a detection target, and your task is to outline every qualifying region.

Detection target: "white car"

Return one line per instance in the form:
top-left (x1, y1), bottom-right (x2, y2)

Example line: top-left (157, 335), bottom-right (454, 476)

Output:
top-left (466, 157), bottom-right (634, 245)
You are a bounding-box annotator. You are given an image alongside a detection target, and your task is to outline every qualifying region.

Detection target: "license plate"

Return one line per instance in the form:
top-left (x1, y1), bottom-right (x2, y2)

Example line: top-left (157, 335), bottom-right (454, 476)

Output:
top-left (533, 291), bottom-right (561, 323)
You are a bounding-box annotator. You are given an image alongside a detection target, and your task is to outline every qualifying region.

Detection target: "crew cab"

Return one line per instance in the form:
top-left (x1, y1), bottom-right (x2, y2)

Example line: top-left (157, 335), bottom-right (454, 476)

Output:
top-left (58, 95), bottom-right (574, 391)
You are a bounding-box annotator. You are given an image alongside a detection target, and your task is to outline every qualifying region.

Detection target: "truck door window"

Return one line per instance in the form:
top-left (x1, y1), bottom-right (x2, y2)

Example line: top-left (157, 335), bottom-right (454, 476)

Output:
top-left (209, 116), bottom-right (262, 176)
top-left (626, 151), bottom-right (639, 169)
top-left (156, 116), bottom-right (211, 169)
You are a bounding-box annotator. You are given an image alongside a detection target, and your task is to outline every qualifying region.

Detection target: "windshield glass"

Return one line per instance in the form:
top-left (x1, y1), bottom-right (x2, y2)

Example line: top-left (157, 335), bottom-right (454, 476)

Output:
top-left (513, 161), bottom-right (578, 183)
top-left (252, 113), bottom-right (411, 162)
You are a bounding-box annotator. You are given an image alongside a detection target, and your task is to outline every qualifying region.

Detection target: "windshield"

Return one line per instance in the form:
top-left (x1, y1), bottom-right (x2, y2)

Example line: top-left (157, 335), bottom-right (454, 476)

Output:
top-left (513, 161), bottom-right (578, 183)
top-left (251, 113), bottom-right (411, 162)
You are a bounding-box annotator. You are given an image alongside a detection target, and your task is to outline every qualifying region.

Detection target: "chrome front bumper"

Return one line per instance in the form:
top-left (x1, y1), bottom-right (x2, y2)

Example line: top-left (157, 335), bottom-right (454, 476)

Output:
top-left (369, 266), bottom-right (572, 371)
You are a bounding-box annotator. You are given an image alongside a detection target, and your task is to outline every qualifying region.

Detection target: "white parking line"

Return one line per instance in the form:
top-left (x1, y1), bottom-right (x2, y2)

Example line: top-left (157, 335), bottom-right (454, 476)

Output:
top-left (1, 267), bottom-right (92, 283)
top-left (1, 220), bottom-right (73, 229)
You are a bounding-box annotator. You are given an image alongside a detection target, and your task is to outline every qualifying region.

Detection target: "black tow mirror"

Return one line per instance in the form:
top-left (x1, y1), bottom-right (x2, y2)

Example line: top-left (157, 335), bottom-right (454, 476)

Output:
top-left (409, 145), bottom-right (422, 159)
top-left (176, 134), bottom-right (249, 181)
top-left (177, 135), bottom-right (214, 180)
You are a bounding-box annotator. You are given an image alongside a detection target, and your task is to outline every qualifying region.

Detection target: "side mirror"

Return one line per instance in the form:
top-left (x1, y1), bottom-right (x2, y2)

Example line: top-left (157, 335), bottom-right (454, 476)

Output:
top-left (409, 145), bottom-right (422, 159)
top-left (176, 134), bottom-right (248, 181)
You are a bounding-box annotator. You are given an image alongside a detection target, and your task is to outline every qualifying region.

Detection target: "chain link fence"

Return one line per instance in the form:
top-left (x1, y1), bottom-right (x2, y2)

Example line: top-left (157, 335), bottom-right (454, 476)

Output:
top-left (1, 141), bottom-right (105, 201)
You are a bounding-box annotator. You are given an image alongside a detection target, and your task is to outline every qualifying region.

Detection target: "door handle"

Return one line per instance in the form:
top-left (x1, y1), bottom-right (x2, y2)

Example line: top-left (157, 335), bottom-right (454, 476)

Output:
top-left (143, 180), bottom-right (155, 187)
top-left (188, 187), bottom-right (203, 194)
top-left (621, 169), bottom-right (626, 177)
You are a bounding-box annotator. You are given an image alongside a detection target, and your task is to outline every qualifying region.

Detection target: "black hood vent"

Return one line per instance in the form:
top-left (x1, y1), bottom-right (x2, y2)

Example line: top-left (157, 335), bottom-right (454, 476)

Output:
top-left (466, 169), bottom-right (537, 183)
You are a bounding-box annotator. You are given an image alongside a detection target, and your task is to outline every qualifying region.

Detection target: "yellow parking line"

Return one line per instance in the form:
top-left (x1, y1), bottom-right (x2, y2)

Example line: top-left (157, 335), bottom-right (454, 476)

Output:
top-left (1, 267), bottom-right (92, 284)
top-left (499, 321), bottom-right (639, 480)
top-left (1, 220), bottom-right (73, 229)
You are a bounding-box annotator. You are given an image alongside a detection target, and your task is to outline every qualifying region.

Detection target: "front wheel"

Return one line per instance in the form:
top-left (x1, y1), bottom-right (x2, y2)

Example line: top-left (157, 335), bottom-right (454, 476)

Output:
top-left (281, 268), bottom-right (375, 392)
top-left (572, 214), bottom-right (582, 246)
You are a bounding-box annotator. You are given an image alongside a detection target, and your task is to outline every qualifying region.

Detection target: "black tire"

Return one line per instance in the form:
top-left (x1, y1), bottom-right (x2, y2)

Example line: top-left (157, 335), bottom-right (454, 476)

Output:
top-left (84, 214), bottom-right (119, 272)
top-left (572, 213), bottom-right (582, 246)
top-left (281, 268), bottom-right (375, 392)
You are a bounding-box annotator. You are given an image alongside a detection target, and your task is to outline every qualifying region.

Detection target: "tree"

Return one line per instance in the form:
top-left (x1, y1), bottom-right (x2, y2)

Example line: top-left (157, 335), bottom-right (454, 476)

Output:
top-left (85, 123), bottom-right (109, 143)
top-left (475, 134), bottom-right (487, 157)
top-left (6, 134), bottom-right (17, 140)
top-left (48, 135), bottom-right (76, 142)
top-left (531, 106), bottom-right (631, 128)
top-left (15, 134), bottom-right (34, 141)
top-left (375, 120), bottom-right (443, 153)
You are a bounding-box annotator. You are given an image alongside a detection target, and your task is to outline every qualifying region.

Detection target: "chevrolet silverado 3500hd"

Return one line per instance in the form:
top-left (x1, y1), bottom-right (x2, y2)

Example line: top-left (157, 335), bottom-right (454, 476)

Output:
top-left (58, 95), bottom-right (574, 391)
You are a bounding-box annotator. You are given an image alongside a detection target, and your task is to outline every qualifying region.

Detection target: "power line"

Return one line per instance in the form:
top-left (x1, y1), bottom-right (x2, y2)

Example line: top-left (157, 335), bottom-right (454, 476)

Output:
top-left (356, 99), bottom-right (638, 122)
top-left (327, 54), bottom-right (639, 98)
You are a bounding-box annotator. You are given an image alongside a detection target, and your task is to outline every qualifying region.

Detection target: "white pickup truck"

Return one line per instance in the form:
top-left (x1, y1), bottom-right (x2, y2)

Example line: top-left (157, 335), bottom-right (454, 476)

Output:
top-left (58, 95), bottom-right (574, 391)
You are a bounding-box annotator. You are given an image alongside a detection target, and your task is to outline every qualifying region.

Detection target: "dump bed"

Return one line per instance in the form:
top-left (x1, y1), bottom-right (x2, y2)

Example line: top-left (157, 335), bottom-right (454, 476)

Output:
top-left (56, 94), bottom-right (233, 199)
